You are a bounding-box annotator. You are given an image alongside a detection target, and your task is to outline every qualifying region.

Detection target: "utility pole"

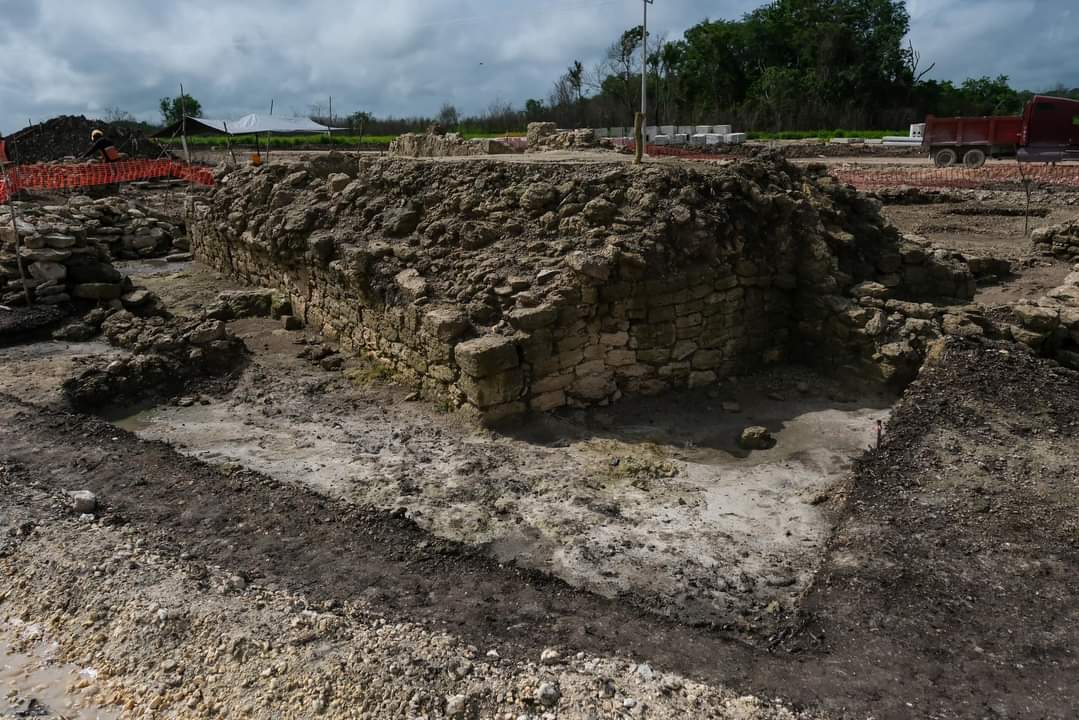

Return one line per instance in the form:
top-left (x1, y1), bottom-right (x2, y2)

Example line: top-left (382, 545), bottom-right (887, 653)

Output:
top-left (634, 0), bottom-right (653, 165)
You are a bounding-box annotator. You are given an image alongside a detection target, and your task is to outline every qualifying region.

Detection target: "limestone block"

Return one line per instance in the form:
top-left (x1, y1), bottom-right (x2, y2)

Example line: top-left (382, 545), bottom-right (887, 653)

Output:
top-left (395, 269), bottom-right (428, 301)
top-left (531, 391), bottom-right (566, 412)
top-left (455, 335), bottom-right (519, 377)
top-left (422, 307), bottom-right (469, 342)
top-left (606, 349), bottom-right (636, 367)
top-left (1013, 303), bottom-right (1059, 332)
top-left (570, 373), bottom-right (614, 401)
top-left (28, 261), bottom-right (67, 283)
top-left (507, 304), bottom-right (558, 331)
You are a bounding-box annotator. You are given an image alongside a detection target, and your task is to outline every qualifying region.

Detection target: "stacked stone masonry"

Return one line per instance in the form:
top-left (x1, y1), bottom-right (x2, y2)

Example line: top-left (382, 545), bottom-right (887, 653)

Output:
top-left (188, 153), bottom-right (974, 421)
top-left (1, 194), bottom-right (184, 308)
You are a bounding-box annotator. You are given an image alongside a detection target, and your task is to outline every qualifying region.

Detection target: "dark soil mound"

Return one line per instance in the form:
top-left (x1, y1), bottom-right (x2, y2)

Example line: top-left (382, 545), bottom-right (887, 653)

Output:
top-left (3, 115), bottom-right (162, 164)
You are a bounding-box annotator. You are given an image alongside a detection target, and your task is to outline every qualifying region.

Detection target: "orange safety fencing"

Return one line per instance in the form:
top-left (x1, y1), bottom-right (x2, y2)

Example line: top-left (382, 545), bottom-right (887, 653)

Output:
top-left (617, 139), bottom-right (1079, 191)
top-left (831, 164), bottom-right (1079, 191)
top-left (0, 159), bottom-right (213, 203)
top-left (612, 140), bottom-right (732, 161)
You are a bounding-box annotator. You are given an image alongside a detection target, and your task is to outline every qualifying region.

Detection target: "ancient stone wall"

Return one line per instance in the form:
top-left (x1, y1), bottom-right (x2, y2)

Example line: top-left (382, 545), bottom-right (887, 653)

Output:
top-left (188, 154), bottom-right (972, 421)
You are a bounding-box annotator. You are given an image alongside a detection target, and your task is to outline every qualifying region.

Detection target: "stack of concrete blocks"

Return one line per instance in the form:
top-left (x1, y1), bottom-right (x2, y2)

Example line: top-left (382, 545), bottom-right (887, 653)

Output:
top-left (882, 123), bottom-right (926, 147)
top-left (688, 124), bottom-right (742, 146)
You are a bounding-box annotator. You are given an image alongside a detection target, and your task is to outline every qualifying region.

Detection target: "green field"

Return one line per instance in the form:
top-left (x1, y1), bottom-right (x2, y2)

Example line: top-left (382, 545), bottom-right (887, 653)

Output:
top-left (161, 131), bottom-right (525, 149)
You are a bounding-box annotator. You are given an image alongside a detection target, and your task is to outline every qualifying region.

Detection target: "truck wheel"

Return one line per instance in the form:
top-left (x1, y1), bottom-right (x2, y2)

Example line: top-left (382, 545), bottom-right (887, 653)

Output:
top-left (963, 148), bottom-right (986, 168)
top-left (933, 148), bottom-right (957, 167)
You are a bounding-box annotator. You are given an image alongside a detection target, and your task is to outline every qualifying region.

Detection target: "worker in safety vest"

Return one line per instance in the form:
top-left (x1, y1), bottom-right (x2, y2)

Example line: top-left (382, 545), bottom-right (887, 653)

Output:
top-left (82, 129), bottom-right (121, 162)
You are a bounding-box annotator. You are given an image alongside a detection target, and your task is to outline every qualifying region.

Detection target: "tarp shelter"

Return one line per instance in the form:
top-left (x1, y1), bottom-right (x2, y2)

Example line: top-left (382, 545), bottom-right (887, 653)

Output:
top-left (153, 114), bottom-right (342, 137)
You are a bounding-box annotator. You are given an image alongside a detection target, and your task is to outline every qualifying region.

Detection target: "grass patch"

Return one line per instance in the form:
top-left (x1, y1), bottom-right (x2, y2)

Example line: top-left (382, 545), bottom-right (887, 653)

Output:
top-left (344, 360), bottom-right (396, 387)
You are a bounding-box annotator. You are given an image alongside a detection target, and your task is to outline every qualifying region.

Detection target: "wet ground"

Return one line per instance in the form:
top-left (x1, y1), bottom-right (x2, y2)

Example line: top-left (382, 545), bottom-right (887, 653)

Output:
top-left (1, 626), bottom-right (117, 720)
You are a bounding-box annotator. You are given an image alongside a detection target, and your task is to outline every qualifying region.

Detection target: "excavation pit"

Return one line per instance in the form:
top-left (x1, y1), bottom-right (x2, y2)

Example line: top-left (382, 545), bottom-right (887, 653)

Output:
top-left (103, 305), bottom-right (892, 631)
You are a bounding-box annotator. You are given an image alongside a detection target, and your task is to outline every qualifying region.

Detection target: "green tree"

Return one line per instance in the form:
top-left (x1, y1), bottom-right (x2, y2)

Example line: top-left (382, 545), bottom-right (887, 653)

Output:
top-left (159, 94), bottom-right (203, 125)
top-left (437, 103), bottom-right (459, 128)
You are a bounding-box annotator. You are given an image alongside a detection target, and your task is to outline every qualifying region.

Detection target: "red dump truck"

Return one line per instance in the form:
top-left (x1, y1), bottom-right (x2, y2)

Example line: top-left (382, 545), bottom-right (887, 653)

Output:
top-left (924, 95), bottom-right (1079, 167)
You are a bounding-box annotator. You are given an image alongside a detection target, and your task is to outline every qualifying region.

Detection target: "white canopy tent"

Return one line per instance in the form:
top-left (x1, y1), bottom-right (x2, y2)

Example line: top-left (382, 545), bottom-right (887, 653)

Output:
top-left (155, 113), bottom-right (344, 137)
top-left (153, 113), bottom-right (348, 163)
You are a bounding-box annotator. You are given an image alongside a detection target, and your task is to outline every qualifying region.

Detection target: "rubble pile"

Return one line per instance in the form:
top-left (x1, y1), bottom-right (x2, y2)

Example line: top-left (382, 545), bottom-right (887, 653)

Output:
top-left (62, 311), bottom-right (247, 409)
top-left (389, 133), bottom-right (518, 158)
top-left (1005, 265), bottom-right (1079, 369)
top-left (0, 195), bottom-right (187, 306)
top-left (3, 115), bottom-right (161, 164)
top-left (188, 152), bottom-right (977, 421)
top-left (526, 122), bottom-right (612, 152)
top-left (1032, 218), bottom-right (1079, 260)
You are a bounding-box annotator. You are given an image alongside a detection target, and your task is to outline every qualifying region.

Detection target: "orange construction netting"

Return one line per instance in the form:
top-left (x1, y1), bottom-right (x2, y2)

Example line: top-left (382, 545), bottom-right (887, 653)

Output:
top-left (620, 141), bottom-right (1079, 190)
top-left (830, 164), bottom-right (1079, 191)
top-left (0, 159), bottom-right (213, 203)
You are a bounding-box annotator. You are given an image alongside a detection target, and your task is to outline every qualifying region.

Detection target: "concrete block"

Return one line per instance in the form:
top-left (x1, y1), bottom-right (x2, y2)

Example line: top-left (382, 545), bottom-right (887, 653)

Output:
top-left (690, 134), bottom-right (708, 146)
top-left (695, 125), bottom-right (712, 135)
top-left (593, 127), bottom-right (609, 138)
top-left (724, 133), bottom-right (747, 145)
top-left (671, 134), bottom-right (690, 145)
top-left (660, 125), bottom-right (676, 136)
top-left (652, 135), bottom-right (670, 146)
top-left (704, 134), bottom-right (724, 145)
top-left (712, 124), bottom-right (732, 135)
top-left (677, 125), bottom-right (694, 136)
top-left (645, 126), bottom-right (659, 140)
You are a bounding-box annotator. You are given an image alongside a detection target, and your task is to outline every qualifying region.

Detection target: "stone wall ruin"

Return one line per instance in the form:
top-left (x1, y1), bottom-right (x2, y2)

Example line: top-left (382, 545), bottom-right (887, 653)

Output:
top-left (187, 153), bottom-right (974, 422)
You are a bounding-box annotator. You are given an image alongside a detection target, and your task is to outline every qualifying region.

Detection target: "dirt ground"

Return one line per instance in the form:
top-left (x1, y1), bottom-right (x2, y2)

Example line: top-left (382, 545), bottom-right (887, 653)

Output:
top-left (881, 188), bottom-right (1078, 309)
top-left (3, 177), bottom-right (1079, 719)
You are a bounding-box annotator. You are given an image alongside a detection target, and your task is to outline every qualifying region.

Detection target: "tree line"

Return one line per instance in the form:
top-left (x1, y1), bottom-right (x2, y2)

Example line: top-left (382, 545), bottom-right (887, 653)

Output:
top-left (538, 0), bottom-right (1079, 131)
top-left (121, 0), bottom-right (1079, 138)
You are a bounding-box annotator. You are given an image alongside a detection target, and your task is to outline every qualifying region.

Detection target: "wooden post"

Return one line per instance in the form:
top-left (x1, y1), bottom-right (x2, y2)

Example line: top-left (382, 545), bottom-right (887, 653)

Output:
top-left (633, 112), bottom-right (644, 165)
top-left (223, 121), bottom-right (237, 166)
top-left (1018, 163), bottom-right (1033, 237)
top-left (2, 166), bottom-right (33, 306)
top-left (179, 83), bottom-right (191, 165)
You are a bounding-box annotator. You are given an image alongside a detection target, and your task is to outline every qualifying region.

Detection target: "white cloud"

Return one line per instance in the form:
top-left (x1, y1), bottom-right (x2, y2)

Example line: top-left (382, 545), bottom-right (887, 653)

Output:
top-left (0, 0), bottom-right (1075, 134)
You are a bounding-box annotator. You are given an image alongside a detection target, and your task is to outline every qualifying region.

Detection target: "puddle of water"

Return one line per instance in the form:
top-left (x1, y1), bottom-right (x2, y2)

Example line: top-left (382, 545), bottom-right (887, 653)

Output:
top-left (1, 622), bottom-right (118, 720)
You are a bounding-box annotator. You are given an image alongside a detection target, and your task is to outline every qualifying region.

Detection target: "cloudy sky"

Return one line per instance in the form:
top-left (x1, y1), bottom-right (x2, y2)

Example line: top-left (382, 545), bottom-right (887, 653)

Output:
top-left (0, 0), bottom-right (1075, 132)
